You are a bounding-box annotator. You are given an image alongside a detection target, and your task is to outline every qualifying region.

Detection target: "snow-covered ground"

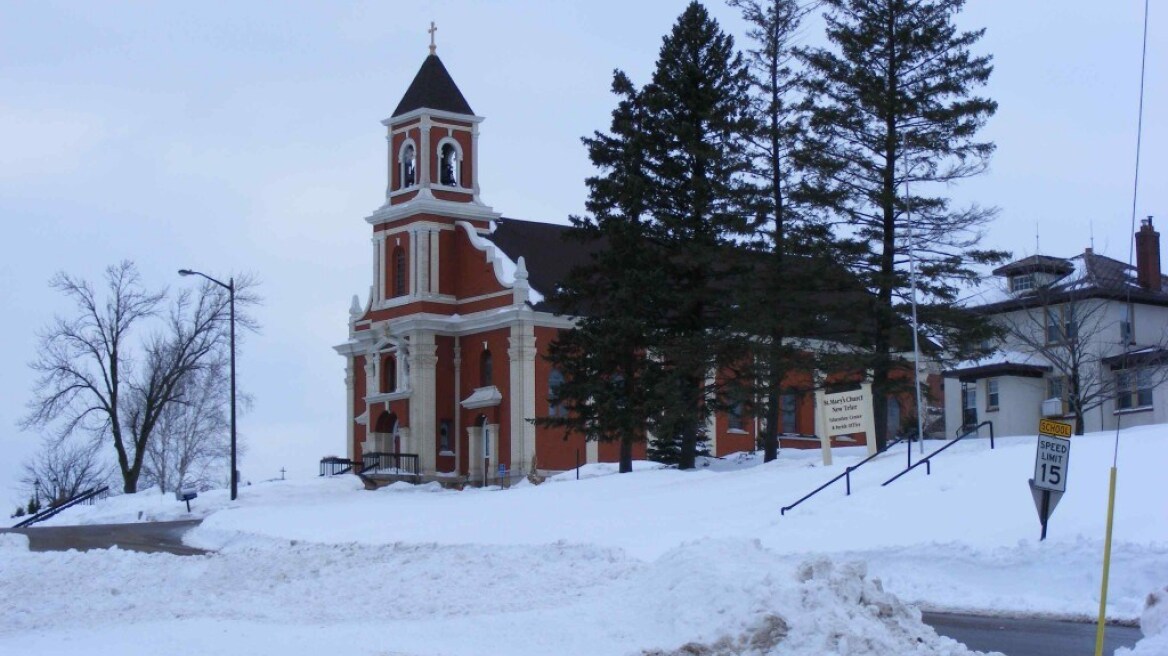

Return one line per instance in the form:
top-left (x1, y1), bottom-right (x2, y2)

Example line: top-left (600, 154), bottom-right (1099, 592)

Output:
top-left (3, 425), bottom-right (1166, 655)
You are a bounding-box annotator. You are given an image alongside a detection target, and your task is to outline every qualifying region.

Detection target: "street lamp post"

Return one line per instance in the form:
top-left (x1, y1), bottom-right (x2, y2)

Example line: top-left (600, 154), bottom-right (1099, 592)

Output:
top-left (178, 268), bottom-right (238, 500)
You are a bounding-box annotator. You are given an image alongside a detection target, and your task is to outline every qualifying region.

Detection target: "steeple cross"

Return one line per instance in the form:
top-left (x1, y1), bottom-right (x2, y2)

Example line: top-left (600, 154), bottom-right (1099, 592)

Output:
top-left (428, 21), bottom-right (438, 55)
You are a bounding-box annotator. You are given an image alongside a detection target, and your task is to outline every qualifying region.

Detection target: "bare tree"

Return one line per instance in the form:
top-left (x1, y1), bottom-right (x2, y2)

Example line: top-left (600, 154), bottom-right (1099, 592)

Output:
top-left (22, 261), bottom-right (258, 493)
top-left (143, 358), bottom-right (248, 493)
top-left (20, 435), bottom-right (110, 507)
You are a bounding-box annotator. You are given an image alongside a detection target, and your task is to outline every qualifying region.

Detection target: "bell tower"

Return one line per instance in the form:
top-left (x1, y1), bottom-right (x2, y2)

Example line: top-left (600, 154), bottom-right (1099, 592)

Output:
top-left (363, 31), bottom-right (500, 311)
top-left (378, 39), bottom-right (486, 212)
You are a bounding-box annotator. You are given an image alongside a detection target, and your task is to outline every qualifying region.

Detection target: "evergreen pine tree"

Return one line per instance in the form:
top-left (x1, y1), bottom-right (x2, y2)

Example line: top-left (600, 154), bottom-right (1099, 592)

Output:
top-left (636, 1), bottom-right (759, 469)
top-left (799, 0), bottom-right (1007, 449)
top-left (729, 0), bottom-right (836, 462)
top-left (534, 73), bottom-right (665, 474)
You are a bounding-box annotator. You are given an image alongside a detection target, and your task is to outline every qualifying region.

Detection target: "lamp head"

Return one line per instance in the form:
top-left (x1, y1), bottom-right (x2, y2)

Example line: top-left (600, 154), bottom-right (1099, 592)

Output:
top-left (178, 269), bottom-right (194, 276)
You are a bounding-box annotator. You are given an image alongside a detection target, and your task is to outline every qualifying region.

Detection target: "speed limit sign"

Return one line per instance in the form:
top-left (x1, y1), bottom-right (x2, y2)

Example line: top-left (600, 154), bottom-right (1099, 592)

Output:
top-left (1033, 433), bottom-right (1070, 492)
top-left (1029, 419), bottom-right (1073, 541)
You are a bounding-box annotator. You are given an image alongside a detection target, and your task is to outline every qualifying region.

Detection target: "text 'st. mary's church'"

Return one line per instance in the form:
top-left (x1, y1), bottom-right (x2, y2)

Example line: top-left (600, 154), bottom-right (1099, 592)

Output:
top-left (335, 44), bottom-right (801, 485)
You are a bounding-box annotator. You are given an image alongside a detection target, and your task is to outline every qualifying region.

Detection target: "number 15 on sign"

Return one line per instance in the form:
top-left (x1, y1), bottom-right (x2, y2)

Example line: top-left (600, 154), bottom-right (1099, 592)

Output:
top-left (1034, 434), bottom-right (1071, 492)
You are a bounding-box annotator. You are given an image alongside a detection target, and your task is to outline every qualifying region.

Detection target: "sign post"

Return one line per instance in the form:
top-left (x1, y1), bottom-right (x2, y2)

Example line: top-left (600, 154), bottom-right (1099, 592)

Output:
top-left (815, 383), bottom-right (877, 466)
top-left (1029, 419), bottom-right (1072, 540)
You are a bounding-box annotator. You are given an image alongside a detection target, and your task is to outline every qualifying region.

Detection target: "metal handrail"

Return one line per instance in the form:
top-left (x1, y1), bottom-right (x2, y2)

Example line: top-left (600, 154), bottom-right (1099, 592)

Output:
top-left (882, 421), bottom-right (994, 487)
top-left (780, 437), bottom-right (907, 516)
top-left (319, 456), bottom-right (355, 476)
top-left (358, 452), bottom-right (420, 476)
top-left (12, 485), bottom-right (110, 528)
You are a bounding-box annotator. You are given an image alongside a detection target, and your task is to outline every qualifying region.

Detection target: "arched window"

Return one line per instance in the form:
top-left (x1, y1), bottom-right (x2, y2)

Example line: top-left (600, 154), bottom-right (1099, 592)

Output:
top-left (439, 142), bottom-right (459, 186)
top-left (382, 356), bottom-right (397, 393)
top-left (399, 142), bottom-right (417, 189)
top-left (392, 246), bottom-right (407, 297)
top-left (548, 369), bottom-right (566, 417)
top-left (479, 349), bottom-right (493, 387)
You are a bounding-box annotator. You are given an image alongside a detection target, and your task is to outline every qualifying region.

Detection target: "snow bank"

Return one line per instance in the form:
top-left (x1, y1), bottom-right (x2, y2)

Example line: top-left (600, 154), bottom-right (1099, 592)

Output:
top-left (0, 535), bottom-right (992, 656)
top-left (0, 532), bottom-right (29, 551)
top-left (1118, 585), bottom-right (1168, 656)
top-left (7, 424), bottom-right (1166, 654)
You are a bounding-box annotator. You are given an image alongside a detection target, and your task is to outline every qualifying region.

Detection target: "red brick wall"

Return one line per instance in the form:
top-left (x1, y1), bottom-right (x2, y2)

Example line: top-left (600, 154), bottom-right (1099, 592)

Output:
top-left (458, 328), bottom-right (512, 474)
top-left (352, 355), bottom-right (366, 458)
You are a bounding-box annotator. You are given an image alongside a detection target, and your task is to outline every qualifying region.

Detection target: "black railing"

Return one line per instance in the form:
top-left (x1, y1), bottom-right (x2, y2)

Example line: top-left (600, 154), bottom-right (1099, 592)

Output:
top-left (882, 421), bottom-right (994, 487)
top-left (359, 452), bottom-right (420, 477)
top-left (12, 486), bottom-right (110, 528)
top-left (319, 456), bottom-right (355, 476)
top-left (780, 437), bottom-right (906, 516)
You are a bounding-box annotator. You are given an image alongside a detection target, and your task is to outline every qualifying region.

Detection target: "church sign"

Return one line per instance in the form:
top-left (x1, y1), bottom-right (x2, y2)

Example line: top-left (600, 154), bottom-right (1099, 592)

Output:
top-left (814, 382), bottom-right (877, 465)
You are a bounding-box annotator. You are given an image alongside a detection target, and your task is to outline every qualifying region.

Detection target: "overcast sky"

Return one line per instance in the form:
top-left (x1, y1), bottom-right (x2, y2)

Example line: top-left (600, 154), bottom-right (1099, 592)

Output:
top-left (1, 1), bottom-right (1163, 511)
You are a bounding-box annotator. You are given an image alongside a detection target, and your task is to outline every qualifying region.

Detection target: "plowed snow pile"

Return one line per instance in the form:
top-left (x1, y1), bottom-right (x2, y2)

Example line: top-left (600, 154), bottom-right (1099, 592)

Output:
top-left (7, 424), bottom-right (1167, 654)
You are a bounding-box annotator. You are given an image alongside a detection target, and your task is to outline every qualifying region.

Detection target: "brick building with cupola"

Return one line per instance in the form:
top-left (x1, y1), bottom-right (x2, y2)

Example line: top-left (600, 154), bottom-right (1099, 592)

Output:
top-left (334, 47), bottom-right (887, 485)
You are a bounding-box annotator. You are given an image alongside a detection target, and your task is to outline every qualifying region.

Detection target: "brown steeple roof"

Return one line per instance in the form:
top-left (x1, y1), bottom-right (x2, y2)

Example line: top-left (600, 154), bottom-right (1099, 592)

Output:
top-left (391, 54), bottom-right (474, 118)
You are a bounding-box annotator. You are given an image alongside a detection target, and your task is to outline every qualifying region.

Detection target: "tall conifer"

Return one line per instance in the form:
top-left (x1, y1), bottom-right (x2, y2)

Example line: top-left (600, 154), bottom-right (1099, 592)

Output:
top-left (799, 0), bottom-right (1007, 448)
top-left (535, 73), bottom-right (662, 474)
top-left (638, 1), bottom-right (758, 469)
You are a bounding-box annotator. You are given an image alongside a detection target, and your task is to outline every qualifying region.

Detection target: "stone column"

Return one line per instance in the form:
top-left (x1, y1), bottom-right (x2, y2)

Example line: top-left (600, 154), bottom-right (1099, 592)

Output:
top-left (508, 317), bottom-right (537, 477)
top-left (373, 234), bottom-right (386, 305)
top-left (345, 359), bottom-right (356, 461)
top-left (453, 342), bottom-right (462, 475)
top-left (409, 332), bottom-right (439, 476)
top-left (429, 228), bottom-right (440, 295)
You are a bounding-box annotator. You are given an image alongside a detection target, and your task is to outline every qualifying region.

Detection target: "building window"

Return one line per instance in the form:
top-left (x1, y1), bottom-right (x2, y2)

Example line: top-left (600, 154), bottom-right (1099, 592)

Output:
top-left (1120, 304), bottom-right (1135, 344)
top-left (480, 349), bottom-right (493, 388)
top-left (382, 356), bottom-right (397, 393)
top-left (1045, 305), bottom-right (1077, 343)
top-left (399, 141), bottom-right (417, 188)
top-left (985, 378), bottom-right (999, 411)
top-left (1010, 274), bottom-right (1035, 293)
top-left (961, 383), bottom-right (977, 427)
top-left (727, 402), bottom-right (745, 432)
top-left (439, 142), bottom-right (460, 186)
top-left (1047, 376), bottom-right (1069, 414)
top-left (548, 368), bottom-right (566, 418)
top-left (393, 246), bottom-right (407, 297)
top-left (1116, 369), bottom-right (1153, 410)
top-left (439, 420), bottom-right (452, 452)
top-left (780, 394), bottom-right (798, 434)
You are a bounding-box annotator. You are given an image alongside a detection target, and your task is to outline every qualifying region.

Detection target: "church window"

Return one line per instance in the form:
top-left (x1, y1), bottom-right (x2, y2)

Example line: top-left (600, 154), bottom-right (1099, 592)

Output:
top-left (780, 393), bottom-right (798, 434)
top-left (727, 402), bottom-right (745, 432)
top-left (382, 356), bottom-right (397, 392)
top-left (480, 349), bottom-right (493, 387)
top-left (440, 142), bottom-right (460, 186)
top-left (439, 420), bottom-right (452, 452)
top-left (548, 369), bottom-right (566, 417)
top-left (399, 142), bottom-right (417, 189)
top-left (393, 246), bottom-right (407, 297)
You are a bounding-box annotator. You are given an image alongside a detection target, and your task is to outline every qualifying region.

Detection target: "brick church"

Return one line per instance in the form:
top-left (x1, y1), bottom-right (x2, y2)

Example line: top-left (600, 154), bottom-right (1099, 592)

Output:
top-left (335, 47), bottom-right (830, 485)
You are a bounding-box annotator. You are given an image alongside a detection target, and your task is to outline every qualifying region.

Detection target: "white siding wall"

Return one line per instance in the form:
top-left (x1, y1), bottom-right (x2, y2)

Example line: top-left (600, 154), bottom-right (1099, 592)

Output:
top-left (947, 297), bottom-right (1168, 438)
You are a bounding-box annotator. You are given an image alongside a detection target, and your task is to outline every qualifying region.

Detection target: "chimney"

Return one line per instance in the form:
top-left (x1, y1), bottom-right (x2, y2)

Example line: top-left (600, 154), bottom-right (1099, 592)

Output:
top-left (1136, 216), bottom-right (1162, 292)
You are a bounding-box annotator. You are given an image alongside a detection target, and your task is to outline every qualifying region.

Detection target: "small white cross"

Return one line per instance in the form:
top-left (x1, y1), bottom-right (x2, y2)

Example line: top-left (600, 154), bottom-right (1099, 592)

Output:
top-left (428, 22), bottom-right (438, 55)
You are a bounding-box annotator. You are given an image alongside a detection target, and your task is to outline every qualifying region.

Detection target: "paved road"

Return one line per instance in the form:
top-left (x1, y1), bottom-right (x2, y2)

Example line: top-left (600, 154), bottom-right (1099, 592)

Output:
top-left (1, 522), bottom-right (1146, 654)
top-left (922, 611), bottom-right (1141, 656)
top-left (3, 519), bottom-right (206, 555)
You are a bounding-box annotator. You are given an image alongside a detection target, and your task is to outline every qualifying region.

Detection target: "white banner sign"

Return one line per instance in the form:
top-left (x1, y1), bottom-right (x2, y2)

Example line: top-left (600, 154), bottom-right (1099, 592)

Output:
top-left (815, 382), bottom-right (877, 464)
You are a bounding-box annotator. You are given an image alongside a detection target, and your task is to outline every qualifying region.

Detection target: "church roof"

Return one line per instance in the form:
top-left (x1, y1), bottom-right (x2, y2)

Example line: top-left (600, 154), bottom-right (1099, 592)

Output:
top-left (392, 54), bottom-right (474, 118)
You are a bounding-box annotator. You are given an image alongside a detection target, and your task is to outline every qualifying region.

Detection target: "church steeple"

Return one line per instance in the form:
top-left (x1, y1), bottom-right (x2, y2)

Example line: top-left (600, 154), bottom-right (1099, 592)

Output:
top-left (378, 43), bottom-right (485, 211)
top-left (371, 36), bottom-right (497, 225)
top-left (391, 54), bottom-right (474, 118)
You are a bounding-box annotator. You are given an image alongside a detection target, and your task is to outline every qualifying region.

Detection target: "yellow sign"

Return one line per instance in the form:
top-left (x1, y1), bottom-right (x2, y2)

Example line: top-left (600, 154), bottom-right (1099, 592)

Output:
top-left (1039, 419), bottom-right (1073, 439)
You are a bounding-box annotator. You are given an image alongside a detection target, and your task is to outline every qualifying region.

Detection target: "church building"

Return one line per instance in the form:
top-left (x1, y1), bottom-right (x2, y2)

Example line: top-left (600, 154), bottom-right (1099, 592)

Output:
top-left (335, 47), bottom-right (825, 485)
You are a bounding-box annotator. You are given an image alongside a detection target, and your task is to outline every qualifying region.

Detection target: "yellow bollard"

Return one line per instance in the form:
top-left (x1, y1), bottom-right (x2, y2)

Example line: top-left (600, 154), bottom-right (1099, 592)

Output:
top-left (1094, 466), bottom-right (1118, 656)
